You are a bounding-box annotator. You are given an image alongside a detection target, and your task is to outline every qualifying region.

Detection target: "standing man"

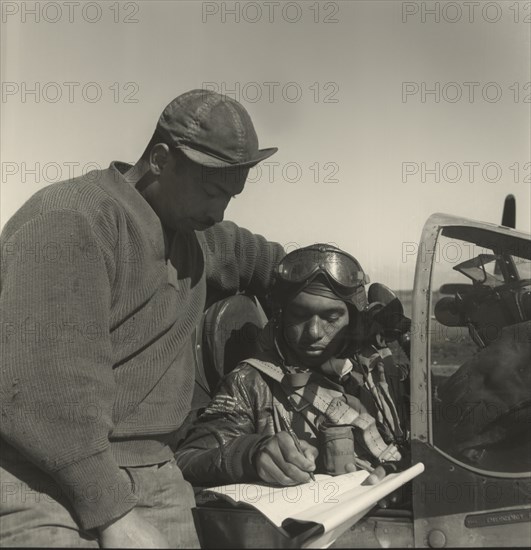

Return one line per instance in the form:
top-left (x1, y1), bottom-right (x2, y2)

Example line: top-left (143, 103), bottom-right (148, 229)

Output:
top-left (0, 90), bottom-right (284, 548)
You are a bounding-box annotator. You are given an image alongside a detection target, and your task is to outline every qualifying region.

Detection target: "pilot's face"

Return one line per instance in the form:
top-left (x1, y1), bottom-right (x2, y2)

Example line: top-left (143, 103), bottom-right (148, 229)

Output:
top-left (282, 291), bottom-right (349, 368)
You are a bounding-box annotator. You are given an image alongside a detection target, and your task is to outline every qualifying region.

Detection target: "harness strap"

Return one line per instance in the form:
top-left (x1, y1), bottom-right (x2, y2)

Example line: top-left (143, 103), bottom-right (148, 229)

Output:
top-left (355, 347), bottom-right (405, 441)
top-left (245, 358), bottom-right (401, 462)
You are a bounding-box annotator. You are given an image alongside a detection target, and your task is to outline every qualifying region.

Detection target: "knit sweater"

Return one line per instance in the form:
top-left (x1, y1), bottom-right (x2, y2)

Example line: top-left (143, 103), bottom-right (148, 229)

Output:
top-left (0, 161), bottom-right (284, 530)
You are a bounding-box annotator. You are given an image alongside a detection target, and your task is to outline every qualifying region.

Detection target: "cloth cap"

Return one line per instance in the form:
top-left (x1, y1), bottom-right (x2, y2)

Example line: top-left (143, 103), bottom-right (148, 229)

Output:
top-left (156, 89), bottom-right (278, 168)
top-left (301, 280), bottom-right (347, 302)
top-left (277, 274), bottom-right (368, 312)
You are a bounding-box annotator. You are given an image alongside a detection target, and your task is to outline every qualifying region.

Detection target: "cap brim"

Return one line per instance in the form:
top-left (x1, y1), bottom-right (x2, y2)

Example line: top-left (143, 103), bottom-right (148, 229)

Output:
top-left (179, 146), bottom-right (278, 169)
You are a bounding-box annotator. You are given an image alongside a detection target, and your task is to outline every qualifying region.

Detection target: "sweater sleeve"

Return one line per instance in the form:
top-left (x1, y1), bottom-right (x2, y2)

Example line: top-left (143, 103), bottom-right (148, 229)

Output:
top-left (200, 221), bottom-right (285, 297)
top-left (175, 365), bottom-right (271, 486)
top-left (0, 210), bottom-right (137, 529)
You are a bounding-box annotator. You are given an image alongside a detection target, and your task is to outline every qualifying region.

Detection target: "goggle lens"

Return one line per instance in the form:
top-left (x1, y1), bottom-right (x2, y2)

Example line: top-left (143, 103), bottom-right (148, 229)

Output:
top-left (277, 248), bottom-right (369, 289)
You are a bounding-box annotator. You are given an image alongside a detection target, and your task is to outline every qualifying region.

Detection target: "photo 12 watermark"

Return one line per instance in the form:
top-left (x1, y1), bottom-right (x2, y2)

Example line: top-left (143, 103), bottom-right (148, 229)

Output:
top-left (401, 239), bottom-right (531, 265)
top-left (412, 479), bottom-right (530, 506)
top-left (402, 82), bottom-right (530, 103)
top-left (401, 161), bottom-right (531, 184)
top-left (1, 1), bottom-right (140, 24)
top-left (2, 81), bottom-right (140, 104)
top-left (0, 400), bottom-right (104, 425)
top-left (246, 161), bottom-right (340, 185)
top-left (1, 237), bottom-right (139, 266)
top-left (409, 398), bottom-right (531, 428)
top-left (212, 479), bottom-right (341, 505)
top-left (195, 160), bottom-right (340, 186)
top-left (201, 1), bottom-right (340, 24)
top-left (402, 2), bottom-right (530, 24)
top-left (0, 478), bottom-right (137, 506)
top-left (201, 81), bottom-right (339, 104)
top-left (0, 316), bottom-right (139, 346)
top-left (1, 161), bottom-right (108, 184)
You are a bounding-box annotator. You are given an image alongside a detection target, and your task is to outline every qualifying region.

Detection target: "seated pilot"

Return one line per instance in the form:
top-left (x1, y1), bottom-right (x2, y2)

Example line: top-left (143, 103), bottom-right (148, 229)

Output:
top-left (175, 245), bottom-right (410, 487)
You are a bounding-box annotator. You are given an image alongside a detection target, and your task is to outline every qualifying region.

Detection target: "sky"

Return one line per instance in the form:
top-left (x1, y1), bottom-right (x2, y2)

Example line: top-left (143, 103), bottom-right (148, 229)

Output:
top-left (1, 0), bottom-right (530, 289)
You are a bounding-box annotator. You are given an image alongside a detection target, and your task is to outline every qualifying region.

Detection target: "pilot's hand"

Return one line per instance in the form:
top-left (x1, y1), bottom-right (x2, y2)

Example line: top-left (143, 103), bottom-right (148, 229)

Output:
top-left (345, 463), bottom-right (404, 508)
top-left (345, 463), bottom-right (386, 486)
top-left (98, 508), bottom-right (170, 548)
top-left (254, 432), bottom-right (318, 486)
top-left (344, 463), bottom-right (399, 508)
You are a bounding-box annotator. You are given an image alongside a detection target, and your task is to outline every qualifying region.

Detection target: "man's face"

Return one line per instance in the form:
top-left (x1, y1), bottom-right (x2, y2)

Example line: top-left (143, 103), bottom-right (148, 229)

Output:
top-left (157, 149), bottom-right (248, 232)
top-left (282, 291), bottom-right (350, 369)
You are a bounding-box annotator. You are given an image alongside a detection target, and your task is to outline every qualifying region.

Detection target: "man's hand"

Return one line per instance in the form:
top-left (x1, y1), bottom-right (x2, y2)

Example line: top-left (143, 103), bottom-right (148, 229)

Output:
top-left (98, 508), bottom-right (170, 548)
top-left (360, 464), bottom-right (386, 486)
top-left (345, 463), bottom-right (402, 508)
top-left (254, 432), bottom-right (318, 486)
top-left (345, 463), bottom-right (386, 485)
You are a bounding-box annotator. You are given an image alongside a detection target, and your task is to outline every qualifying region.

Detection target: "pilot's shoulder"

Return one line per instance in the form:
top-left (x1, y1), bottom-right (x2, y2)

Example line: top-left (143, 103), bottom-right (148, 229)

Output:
top-left (228, 361), bottom-right (271, 386)
top-left (218, 362), bottom-right (273, 408)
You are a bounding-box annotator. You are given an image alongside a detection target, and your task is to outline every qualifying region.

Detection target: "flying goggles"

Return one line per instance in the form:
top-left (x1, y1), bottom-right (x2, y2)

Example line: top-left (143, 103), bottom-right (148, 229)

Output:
top-left (275, 244), bottom-right (370, 311)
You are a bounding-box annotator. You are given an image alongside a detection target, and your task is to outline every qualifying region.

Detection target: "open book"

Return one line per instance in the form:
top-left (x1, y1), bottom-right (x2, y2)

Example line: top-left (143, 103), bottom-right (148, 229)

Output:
top-left (201, 462), bottom-right (424, 548)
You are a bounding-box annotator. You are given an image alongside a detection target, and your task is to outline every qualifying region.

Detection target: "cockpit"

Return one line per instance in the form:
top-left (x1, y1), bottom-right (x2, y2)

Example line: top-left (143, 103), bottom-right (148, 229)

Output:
top-left (428, 225), bottom-right (531, 475)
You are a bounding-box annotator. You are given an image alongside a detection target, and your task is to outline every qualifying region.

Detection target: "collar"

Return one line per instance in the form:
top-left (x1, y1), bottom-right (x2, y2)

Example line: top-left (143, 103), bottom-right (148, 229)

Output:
top-left (262, 325), bottom-right (349, 391)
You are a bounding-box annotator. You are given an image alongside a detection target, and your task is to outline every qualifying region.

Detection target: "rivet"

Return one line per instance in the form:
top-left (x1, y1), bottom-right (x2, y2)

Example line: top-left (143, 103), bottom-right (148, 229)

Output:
top-left (428, 529), bottom-right (446, 548)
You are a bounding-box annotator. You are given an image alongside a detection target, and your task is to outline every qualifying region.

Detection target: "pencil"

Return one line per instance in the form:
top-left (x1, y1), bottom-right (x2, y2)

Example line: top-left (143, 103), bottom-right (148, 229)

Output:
top-left (278, 412), bottom-right (316, 482)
